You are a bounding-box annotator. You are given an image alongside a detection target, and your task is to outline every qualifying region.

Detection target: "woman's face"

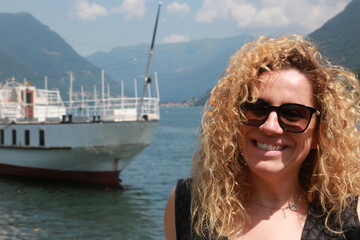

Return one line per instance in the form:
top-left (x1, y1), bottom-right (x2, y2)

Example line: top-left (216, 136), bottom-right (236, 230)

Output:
top-left (239, 69), bottom-right (318, 180)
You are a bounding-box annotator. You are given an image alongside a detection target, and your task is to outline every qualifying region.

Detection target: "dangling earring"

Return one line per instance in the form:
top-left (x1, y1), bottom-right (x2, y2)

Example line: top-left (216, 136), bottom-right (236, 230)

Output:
top-left (238, 155), bottom-right (247, 166)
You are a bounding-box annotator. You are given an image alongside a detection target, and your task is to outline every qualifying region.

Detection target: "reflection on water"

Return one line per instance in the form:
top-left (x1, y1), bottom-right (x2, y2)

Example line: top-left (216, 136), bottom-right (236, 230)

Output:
top-left (0, 107), bottom-right (203, 239)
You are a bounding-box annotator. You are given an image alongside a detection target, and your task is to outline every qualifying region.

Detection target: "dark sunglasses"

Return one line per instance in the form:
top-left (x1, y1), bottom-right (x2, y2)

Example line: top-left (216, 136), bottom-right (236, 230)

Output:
top-left (240, 99), bottom-right (320, 133)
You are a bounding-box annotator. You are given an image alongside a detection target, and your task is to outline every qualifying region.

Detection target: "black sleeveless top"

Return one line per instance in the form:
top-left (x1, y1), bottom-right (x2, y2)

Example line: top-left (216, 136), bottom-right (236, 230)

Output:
top-left (175, 179), bottom-right (360, 240)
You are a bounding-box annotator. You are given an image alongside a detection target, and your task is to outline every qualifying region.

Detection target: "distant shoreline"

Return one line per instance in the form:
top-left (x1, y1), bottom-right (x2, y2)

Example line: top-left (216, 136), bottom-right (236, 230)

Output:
top-left (160, 102), bottom-right (194, 108)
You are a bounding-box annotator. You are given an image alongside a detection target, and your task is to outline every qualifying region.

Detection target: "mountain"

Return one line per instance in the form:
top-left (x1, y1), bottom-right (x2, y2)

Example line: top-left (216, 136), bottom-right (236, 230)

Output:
top-left (0, 12), bottom-right (120, 99)
top-left (1, 0), bottom-right (359, 104)
top-left (87, 0), bottom-right (360, 102)
top-left (87, 34), bottom-right (253, 102)
top-left (0, 49), bottom-right (35, 78)
top-left (191, 0), bottom-right (360, 106)
top-left (309, 0), bottom-right (360, 69)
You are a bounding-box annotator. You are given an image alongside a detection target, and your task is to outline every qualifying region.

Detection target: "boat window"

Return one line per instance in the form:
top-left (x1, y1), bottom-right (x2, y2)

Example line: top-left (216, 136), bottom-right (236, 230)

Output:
top-left (0, 129), bottom-right (4, 145)
top-left (12, 129), bottom-right (16, 145)
top-left (39, 129), bottom-right (45, 146)
top-left (26, 90), bottom-right (33, 103)
top-left (25, 130), bottom-right (30, 146)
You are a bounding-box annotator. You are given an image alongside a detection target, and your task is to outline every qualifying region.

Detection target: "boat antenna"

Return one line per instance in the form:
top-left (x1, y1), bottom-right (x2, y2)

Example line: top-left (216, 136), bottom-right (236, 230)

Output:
top-left (138, 1), bottom-right (162, 120)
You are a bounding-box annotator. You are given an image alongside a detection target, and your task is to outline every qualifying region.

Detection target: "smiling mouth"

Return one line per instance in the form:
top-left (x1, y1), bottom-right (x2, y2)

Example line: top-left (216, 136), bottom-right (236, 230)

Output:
top-left (254, 141), bottom-right (285, 151)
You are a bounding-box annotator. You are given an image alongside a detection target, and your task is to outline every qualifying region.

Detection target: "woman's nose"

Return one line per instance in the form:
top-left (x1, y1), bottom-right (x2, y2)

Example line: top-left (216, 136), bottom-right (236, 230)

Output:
top-left (258, 111), bottom-right (284, 134)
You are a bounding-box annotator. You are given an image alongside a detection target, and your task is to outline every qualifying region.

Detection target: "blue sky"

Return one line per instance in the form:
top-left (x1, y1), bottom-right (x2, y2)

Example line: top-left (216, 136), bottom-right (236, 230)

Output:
top-left (0, 0), bottom-right (351, 57)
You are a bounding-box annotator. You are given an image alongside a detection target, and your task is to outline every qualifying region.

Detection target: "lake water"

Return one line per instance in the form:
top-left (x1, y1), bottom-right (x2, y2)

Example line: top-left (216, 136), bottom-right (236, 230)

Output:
top-left (0, 107), bottom-right (203, 240)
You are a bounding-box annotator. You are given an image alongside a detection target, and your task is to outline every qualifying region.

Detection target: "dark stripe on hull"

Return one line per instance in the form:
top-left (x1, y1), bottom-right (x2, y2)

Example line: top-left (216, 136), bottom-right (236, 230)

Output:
top-left (0, 163), bottom-right (121, 186)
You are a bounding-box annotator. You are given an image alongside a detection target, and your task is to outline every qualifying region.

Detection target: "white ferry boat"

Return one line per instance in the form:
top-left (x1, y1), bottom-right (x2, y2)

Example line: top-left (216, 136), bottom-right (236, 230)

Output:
top-left (0, 74), bottom-right (160, 186)
top-left (0, 2), bottom-right (162, 186)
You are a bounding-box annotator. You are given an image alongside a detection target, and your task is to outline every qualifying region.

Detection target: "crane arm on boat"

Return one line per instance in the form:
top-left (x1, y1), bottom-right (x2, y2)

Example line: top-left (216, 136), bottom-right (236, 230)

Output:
top-left (138, 1), bottom-right (162, 120)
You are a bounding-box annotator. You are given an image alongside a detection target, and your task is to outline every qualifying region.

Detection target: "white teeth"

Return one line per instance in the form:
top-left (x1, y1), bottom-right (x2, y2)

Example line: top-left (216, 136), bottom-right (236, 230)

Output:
top-left (256, 142), bottom-right (284, 151)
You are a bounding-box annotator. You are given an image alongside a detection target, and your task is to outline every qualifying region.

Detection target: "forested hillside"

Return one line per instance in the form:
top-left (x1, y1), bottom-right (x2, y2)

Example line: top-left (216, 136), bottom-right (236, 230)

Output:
top-left (310, 0), bottom-right (360, 69)
top-left (0, 12), bottom-right (120, 99)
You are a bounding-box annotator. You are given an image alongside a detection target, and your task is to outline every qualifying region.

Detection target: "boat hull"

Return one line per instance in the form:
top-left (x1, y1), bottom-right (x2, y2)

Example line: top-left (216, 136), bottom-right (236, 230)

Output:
top-left (0, 120), bottom-right (159, 185)
top-left (0, 163), bottom-right (121, 186)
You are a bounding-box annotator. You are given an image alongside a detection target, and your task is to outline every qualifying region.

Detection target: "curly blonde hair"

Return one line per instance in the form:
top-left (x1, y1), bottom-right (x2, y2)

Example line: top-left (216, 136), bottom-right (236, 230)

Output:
top-left (190, 34), bottom-right (360, 238)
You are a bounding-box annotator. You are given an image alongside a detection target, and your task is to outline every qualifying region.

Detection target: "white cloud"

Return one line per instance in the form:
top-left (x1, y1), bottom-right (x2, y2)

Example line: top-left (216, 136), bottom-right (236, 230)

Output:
top-left (195, 0), bottom-right (350, 32)
top-left (163, 34), bottom-right (191, 44)
top-left (255, 6), bottom-right (290, 27)
top-left (70, 0), bottom-right (108, 21)
top-left (111, 0), bottom-right (146, 20)
top-left (293, 1), bottom-right (349, 31)
top-left (195, 0), bottom-right (233, 23)
top-left (167, 2), bottom-right (191, 17)
top-left (229, 3), bottom-right (290, 28)
top-left (229, 3), bottom-right (257, 27)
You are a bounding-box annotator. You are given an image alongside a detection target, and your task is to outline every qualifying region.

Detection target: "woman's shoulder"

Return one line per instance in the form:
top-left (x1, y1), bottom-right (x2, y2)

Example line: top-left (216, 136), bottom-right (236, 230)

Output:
top-left (303, 195), bottom-right (360, 239)
top-left (343, 196), bottom-right (360, 239)
top-left (164, 178), bottom-right (194, 240)
top-left (175, 178), bottom-right (193, 220)
top-left (174, 178), bottom-right (194, 240)
top-left (175, 178), bottom-right (193, 198)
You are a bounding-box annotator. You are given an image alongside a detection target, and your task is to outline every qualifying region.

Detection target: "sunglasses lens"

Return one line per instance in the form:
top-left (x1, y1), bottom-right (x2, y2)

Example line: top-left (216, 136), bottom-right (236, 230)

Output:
top-left (241, 100), bottom-right (315, 133)
top-left (278, 105), bottom-right (312, 133)
top-left (241, 100), bottom-right (269, 126)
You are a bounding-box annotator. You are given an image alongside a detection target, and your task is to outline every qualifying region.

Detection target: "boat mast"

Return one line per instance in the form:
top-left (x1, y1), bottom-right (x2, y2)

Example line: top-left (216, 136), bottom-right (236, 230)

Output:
top-left (154, 71), bottom-right (160, 101)
top-left (44, 76), bottom-right (48, 90)
top-left (138, 1), bottom-right (162, 120)
top-left (134, 78), bottom-right (138, 107)
top-left (69, 72), bottom-right (74, 111)
top-left (107, 82), bottom-right (110, 107)
top-left (101, 70), bottom-right (105, 114)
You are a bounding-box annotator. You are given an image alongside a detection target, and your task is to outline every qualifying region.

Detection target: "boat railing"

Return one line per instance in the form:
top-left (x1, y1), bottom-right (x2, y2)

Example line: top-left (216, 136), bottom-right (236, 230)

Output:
top-left (64, 96), bottom-right (160, 122)
top-left (36, 89), bottom-right (65, 106)
top-left (0, 96), bottom-right (159, 123)
top-left (1, 70), bottom-right (160, 123)
top-left (0, 86), bottom-right (67, 122)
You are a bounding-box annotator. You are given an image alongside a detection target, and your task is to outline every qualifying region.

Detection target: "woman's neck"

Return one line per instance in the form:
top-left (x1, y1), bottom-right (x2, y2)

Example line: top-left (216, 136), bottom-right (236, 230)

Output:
top-left (247, 171), bottom-right (304, 209)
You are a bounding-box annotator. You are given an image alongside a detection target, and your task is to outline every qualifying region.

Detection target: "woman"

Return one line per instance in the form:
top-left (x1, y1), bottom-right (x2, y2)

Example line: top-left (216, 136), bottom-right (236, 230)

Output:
top-left (164, 35), bottom-right (360, 239)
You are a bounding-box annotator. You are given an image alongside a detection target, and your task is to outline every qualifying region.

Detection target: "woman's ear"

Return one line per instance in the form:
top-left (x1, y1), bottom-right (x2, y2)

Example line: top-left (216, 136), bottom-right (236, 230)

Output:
top-left (311, 126), bottom-right (319, 150)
